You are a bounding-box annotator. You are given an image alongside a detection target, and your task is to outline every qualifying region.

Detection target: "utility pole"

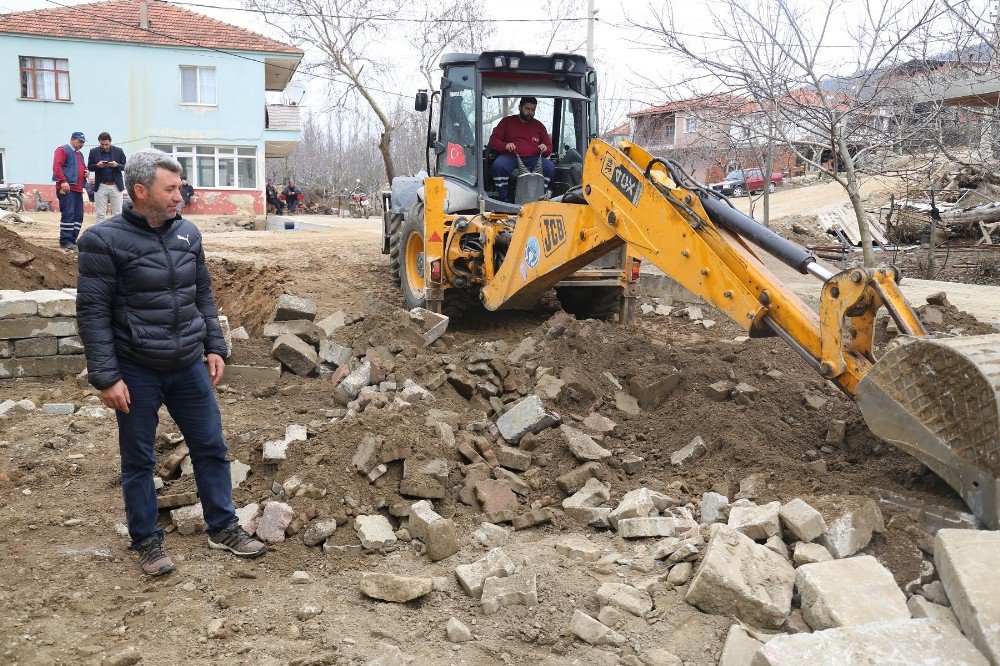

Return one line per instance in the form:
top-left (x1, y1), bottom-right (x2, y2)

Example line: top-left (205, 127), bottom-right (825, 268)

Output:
top-left (586, 0), bottom-right (595, 62)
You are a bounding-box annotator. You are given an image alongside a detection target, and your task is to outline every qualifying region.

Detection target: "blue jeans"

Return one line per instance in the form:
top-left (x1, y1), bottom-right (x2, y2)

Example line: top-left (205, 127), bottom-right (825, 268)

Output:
top-left (57, 190), bottom-right (83, 246)
top-left (116, 357), bottom-right (236, 549)
top-left (491, 155), bottom-right (555, 201)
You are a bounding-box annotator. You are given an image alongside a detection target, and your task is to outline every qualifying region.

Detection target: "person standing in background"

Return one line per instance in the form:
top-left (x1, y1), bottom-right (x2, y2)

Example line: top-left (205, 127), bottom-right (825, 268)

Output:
top-left (52, 131), bottom-right (88, 250)
top-left (178, 177), bottom-right (195, 215)
top-left (87, 132), bottom-right (127, 221)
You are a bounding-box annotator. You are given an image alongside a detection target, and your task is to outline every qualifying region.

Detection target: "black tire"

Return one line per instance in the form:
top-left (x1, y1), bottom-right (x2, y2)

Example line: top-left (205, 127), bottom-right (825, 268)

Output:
top-left (388, 210), bottom-right (408, 287)
top-left (732, 185), bottom-right (746, 197)
top-left (555, 286), bottom-right (622, 321)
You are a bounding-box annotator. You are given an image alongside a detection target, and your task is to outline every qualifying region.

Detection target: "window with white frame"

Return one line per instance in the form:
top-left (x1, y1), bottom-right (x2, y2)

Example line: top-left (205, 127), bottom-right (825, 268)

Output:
top-left (19, 56), bottom-right (71, 101)
top-left (683, 115), bottom-right (698, 133)
top-left (180, 66), bottom-right (217, 105)
top-left (153, 145), bottom-right (257, 189)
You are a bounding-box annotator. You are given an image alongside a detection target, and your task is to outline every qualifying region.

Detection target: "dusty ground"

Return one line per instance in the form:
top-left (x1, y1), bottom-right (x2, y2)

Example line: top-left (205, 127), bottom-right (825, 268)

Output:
top-left (0, 205), bottom-right (995, 665)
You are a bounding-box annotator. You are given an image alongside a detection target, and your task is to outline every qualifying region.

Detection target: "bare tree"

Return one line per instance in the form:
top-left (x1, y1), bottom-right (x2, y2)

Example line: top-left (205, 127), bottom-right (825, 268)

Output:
top-left (246, 0), bottom-right (406, 182)
top-left (540, 0), bottom-right (588, 54)
top-left (414, 0), bottom-right (494, 91)
top-left (634, 0), bottom-right (944, 266)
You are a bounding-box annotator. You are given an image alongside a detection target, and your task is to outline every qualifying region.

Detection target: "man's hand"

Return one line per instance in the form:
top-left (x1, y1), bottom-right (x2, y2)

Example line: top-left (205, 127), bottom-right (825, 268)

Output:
top-left (99, 379), bottom-right (131, 413)
top-left (58, 182), bottom-right (69, 192)
top-left (97, 161), bottom-right (106, 167)
top-left (108, 161), bottom-right (118, 168)
top-left (505, 142), bottom-right (516, 153)
top-left (207, 353), bottom-right (225, 387)
top-left (538, 144), bottom-right (548, 154)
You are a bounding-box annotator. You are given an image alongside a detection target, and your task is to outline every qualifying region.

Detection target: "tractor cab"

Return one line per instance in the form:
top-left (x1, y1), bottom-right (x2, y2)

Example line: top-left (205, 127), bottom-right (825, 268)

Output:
top-left (416, 51), bottom-right (598, 214)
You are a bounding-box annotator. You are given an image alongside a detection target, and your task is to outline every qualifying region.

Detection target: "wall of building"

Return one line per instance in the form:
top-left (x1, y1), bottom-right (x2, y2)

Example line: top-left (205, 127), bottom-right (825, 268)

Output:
top-left (0, 35), bottom-right (278, 215)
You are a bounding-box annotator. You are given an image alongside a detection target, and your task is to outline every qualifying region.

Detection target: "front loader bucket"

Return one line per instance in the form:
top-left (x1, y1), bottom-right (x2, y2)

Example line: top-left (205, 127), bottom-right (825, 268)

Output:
top-left (856, 334), bottom-right (1000, 529)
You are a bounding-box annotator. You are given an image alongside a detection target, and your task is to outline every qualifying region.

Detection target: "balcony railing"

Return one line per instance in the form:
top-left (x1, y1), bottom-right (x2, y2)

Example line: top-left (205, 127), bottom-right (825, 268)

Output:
top-left (265, 104), bottom-right (301, 131)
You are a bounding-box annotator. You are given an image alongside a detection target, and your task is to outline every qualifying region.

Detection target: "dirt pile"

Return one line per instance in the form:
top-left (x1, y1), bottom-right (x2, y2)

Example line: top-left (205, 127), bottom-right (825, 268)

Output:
top-left (0, 224), bottom-right (77, 290)
top-left (209, 257), bottom-right (291, 333)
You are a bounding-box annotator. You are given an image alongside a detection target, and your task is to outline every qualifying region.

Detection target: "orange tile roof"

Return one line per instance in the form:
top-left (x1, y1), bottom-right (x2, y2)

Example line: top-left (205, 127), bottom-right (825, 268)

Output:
top-left (1, 0), bottom-right (303, 56)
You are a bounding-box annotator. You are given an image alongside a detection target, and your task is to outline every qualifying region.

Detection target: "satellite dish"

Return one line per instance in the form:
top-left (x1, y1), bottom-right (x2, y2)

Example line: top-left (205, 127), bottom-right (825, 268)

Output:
top-left (285, 81), bottom-right (307, 105)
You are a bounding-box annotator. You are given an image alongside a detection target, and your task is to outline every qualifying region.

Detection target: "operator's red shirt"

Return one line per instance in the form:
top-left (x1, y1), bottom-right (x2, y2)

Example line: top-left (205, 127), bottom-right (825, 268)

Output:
top-left (488, 115), bottom-right (553, 157)
top-left (52, 146), bottom-right (87, 193)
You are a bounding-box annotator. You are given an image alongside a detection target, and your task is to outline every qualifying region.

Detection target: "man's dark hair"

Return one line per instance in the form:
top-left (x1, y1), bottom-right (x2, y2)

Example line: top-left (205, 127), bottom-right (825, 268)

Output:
top-left (519, 97), bottom-right (538, 109)
top-left (98, 131), bottom-right (112, 142)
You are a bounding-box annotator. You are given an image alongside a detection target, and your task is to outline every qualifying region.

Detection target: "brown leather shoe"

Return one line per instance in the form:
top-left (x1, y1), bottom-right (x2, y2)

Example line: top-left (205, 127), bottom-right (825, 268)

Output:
top-left (208, 524), bottom-right (266, 558)
top-left (138, 539), bottom-right (176, 576)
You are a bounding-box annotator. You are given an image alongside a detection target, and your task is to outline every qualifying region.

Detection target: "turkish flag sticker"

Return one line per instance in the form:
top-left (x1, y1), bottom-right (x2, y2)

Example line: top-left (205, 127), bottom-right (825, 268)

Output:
top-left (446, 143), bottom-right (467, 167)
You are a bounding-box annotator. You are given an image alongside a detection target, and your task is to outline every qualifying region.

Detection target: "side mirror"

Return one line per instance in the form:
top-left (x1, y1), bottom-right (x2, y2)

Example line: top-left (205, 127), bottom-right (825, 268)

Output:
top-left (415, 90), bottom-right (429, 112)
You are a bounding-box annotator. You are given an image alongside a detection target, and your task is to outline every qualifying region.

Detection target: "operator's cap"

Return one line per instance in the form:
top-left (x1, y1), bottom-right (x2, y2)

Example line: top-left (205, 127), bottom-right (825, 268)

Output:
top-left (71, 131), bottom-right (86, 141)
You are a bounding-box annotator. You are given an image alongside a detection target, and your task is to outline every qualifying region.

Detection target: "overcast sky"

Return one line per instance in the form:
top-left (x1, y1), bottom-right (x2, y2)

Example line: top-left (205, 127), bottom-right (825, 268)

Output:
top-left (6, 0), bottom-right (992, 128)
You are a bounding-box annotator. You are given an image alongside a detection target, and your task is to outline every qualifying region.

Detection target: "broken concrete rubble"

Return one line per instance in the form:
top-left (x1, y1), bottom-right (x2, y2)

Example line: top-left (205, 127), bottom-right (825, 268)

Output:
top-left (596, 582), bottom-right (653, 617)
top-left (570, 610), bottom-right (625, 647)
top-left (455, 548), bottom-right (517, 599)
top-left (816, 496), bottom-right (884, 559)
top-left (728, 501), bottom-right (781, 541)
top-left (407, 500), bottom-right (459, 561)
top-left (495, 395), bottom-right (559, 444)
top-left (560, 424), bottom-right (611, 462)
top-left (354, 515), bottom-right (397, 550)
top-left (480, 572), bottom-right (537, 614)
top-left (272, 294), bottom-right (316, 322)
top-left (934, 528), bottom-right (1000, 663)
top-left (670, 435), bottom-right (707, 467)
top-left (779, 498), bottom-right (828, 543)
top-left (795, 556), bottom-right (909, 630)
top-left (359, 572), bottom-right (434, 603)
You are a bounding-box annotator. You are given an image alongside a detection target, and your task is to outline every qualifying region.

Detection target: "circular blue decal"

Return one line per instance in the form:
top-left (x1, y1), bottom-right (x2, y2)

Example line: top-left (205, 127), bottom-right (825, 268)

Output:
top-left (525, 236), bottom-right (540, 269)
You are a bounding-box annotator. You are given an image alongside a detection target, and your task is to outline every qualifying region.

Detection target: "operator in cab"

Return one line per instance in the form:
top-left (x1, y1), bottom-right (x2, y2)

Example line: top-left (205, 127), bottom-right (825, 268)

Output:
top-left (489, 96), bottom-right (555, 201)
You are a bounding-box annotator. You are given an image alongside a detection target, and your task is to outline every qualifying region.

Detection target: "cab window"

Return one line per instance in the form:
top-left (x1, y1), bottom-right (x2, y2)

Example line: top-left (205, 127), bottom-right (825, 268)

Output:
top-left (437, 66), bottom-right (477, 185)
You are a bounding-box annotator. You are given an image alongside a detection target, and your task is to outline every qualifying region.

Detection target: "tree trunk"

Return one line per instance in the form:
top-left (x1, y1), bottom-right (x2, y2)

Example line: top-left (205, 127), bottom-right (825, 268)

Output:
top-left (838, 133), bottom-right (873, 266)
top-left (762, 119), bottom-right (774, 229)
top-left (379, 129), bottom-right (396, 184)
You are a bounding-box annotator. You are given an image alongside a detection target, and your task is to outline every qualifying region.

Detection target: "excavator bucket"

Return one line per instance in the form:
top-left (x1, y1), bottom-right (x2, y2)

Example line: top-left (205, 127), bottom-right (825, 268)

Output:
top-left (856, 333), bottom-right (1000, 529)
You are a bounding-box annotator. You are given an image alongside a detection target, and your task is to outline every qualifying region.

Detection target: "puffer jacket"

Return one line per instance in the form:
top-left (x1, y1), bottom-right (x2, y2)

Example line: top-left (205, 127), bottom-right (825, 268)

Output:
top-left (76, 205), bottom-right (228, 389)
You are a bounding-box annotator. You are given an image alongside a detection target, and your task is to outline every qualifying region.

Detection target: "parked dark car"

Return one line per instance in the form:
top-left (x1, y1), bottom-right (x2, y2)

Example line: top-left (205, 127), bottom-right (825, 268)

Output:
top-left (709, 169), bottom-right (783, 197)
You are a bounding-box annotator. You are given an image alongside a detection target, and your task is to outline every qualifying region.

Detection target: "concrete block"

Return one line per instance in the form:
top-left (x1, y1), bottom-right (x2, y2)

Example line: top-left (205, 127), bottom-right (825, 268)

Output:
top-left (0, 297), bottom-right (37, 319)
top-left (495, 395), bottom-right (560, 444)
top-left (235, 503), bottom-right (260, 533)
top-left (318, 339), bottom-right (354, 367)
top-left (256, 501), bottom-right (294, 543)
top-left (570, 610), bottom-right (625, 647)
top-left (0, 316), bottom-right (77, 339)
top-left (41, 403), bottom-right (75, 415)
top-left (610, 488), bottom-right (665, 527)
top-left (752, 619), bottom-right (988, 666)
top-left (618, 516), bottom-right (692, 539)
top-left (671, 435), bottom-right (707, 467)
top-left (817, 496), bottom-right (884, 558)
top-left (719, 625), bottom-right (764, 666)
top-left (495, 445), bottom-right (531, 472)
top-left (560, 424), bottom-right (611, 462)
top-left (512, 508), bottom-right (552, 530)
top-left (272, 294), bottom-right (316, 321)
top-left (555, 462), bottom-right (602, 494)
top-left (264, 320), bottom-right (323, 345)
top-left (446, 617), bottom-right (472, 643)
top-left (481, 572), bottom-right (537, 614)
top-left (58, 336), bottom-right (84, 355)
top-left (409, 307), bottom-right (449, 346)
top-left (33, 290), bottom-right (76, 317)
top-left (0, 354), bottom-right (86, 379)
top-left (302, 519), bottom-right (338, 547)
top-left (359, 572), bottom-right (433, 603)
top-left (562, 477), bottom-right (611, 511)
top-left (779, 498), bottom-right (828, 543)
top-left (334, 362), bottom-right (371, 405)
top-left (700, 492), bottom-right (730, 524)
top-left (170, 502), bottom-right (206, 535)
top-left (271, 333), bottom-right (318, 376)
top-left (908, 596), bottom-right (960, 628)
top-left (14, 336), bottom-right (58, 357)
top-left (475, 479), bottom-right (519, 514)
top-left (582, 412), bottom-right (617, 434)
top-left (554, 537), bottom-right (602, 562)
top-left (795, 555), bottom-right (909, 630)
top-left (935, 528), bottom-right (1000, 663)
top-left (455, 548), bottom-right (517, 598)
top-left (262, 439), bottom-right (288, 461)
top-left (597, 582), bottom-right (652, 616)
top-left (728, 501), bottom-right (781, 541)
top-left (408, 500), bottom-right (459, 561)
top-left (628, 370), bottom-right (681, 410)
top-left (354, 514), bottom-right (397, 550)
top-left (793, 541), bottom-right (833, 566)
top-left (686, 525), bottom-right (795, 629)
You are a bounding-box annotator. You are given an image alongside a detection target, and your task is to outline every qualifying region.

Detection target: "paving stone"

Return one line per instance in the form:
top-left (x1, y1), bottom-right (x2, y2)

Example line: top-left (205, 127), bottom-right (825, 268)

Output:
top-left (935, 528), bottom-right (1000, 663)
top-left (318, 339), bottom-right (354, 366)
top-left (765, 535), bottom-right (789, 560)
top-left (795, 555), bottom-right (909, 630)
top-left (751, 618), bottom-right (988, 666)
top-left (628, 370), bottom-right (681, 410)
top-left (728, 501), bottom-right (781, 541)
top-left (554, 537), bottom-right (602, 562)
top-left (408, 500), bottom-right (459, 561)
top-left (719, 624), bottom-right (764, 666)
top-left (560, 424), bottom-right (612, 462)
top-left (359, 572), bottom-right (434, 603)
top-left (582, 412), bottom-right (617, 434)
top-left (41, 402), bottom-right (75, 415)
top-left (170, 502), bottom-right (206, 535)
top-left (495, 395), bottom-right (560, 444)
top-left (495, 445), bottom-right (531, 471)
top-left (613, 390), bottom-right (642, 415)
top-left (353, 514), bottom-right (397, 550)
top-left (907, 596), bottom-right (960, 628)
top-left (256, 501), bottom-right (295, 543)
top-left (555, 462), bottom-right (602, 494)
top-left (535, 374), bottom-right (564, 400)
top-left (0, 316), bottom-right (77, 339)
top-left (315, 310), bottom-right (351, 336)
top-left (481, 572), bottom-right (537, 614)
top-left (446, 617), bottom-right (472, 642)
top-left (455, 548), bottom-right (517, 598)
top-left (409, 307), bottom-right (449, 346)
top-left (334, 362), bottom-right (372, 405)
top-left (618, 516), bottom-right (692, 538)
top-left (263, 320), bottom-right (323, 345)
top-left (58, 336), bottom-right (84, 355)
top-left (570, 609), bottom-right (625, 647)
top-left (671, 435), bottom-right (707, 467)
top-left (667, 562), bottom-right (694, 585)
top-left (793, 541), bottom-right (833, 566)
top-left (475, 479), bottom-right (519, 514)
top-left (597, 582), bottom-right (652, 616)
top-left (512, 508), bottom-right (552, 530)
top-left (272, 294), bottom-right (317, 321)
top-left (14, 337), bottom-right (58, 357)
top-left (271, 333), bottom-right (318, 376)
top-left (609, 487), bottom-right (676, 527)
top-left (686, 524), bottom-right (795, 629)
top-left (700, 492), bottom-right (730, 524)
top-left (638, 648), bottom-right (682, 666)
top-left (0, 296), bottom-right (36, 319)
top-left (816, 496), bottom-right (884, 558)
top-left (0, 354), bottom-right (86, 379)
top-left (779, 498), bottom-right (828, 543)
top-left (302, 519), bottom-right (339, 547)
top-left (562, 477), bottom-right (611, 512)
top-left (157, 491), bottom-right (198, 510)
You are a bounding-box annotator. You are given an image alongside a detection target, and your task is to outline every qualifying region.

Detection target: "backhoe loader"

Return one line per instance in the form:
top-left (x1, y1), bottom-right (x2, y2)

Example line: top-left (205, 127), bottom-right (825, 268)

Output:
top-left (384, 51), bottom-right (1000, 529)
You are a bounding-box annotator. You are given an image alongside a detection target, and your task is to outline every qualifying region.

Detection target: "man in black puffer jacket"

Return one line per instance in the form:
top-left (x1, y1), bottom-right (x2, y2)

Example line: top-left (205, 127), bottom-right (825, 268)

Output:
top-left (77, 149), bottom-right (266, 576)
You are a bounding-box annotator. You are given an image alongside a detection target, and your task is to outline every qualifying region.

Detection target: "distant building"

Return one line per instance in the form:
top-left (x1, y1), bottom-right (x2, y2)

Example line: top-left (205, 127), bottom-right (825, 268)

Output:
top-left (0, 0), bottom-right (303, 215)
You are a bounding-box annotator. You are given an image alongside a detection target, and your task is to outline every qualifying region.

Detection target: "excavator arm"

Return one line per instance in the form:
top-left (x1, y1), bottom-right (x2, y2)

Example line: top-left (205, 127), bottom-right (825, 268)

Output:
top-left (476, 138), bottom-right (1000, 528)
